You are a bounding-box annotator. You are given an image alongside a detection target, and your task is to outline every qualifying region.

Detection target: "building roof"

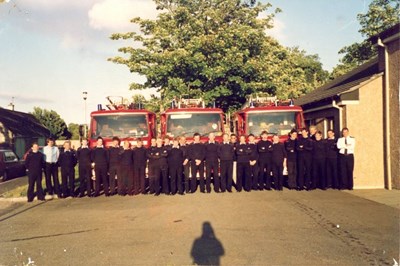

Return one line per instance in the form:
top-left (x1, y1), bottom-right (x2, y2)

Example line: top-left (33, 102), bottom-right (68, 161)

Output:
top-left (369, 23), bottom-right (400, 45)
top-left (0, 107), bottom-right (50, 137)
top-left (295, 57), bottom-right (381, 106)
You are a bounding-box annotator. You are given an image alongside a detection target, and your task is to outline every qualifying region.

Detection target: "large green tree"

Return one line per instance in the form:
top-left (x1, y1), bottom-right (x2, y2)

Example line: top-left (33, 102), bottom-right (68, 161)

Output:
top-left (31, 107), bottom-right (70, 140)
top-left (67, 123), bottom-right (80, 140)
top-left (331, 0), bottom-right (400, 79)
top-left (109, 0), bottom-right (327, 112)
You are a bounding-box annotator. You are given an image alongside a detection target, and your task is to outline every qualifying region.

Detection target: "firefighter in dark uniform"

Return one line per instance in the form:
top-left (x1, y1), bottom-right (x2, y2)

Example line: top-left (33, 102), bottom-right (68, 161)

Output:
top-left (312, 131), bottom-right (327, 190)
top-left (217, 133), bottom-right (234, 193)
top-left (168, 138), bottom-right (184, 195)
top-left (77, 139), bottom-right (92, 197)
top-left (133, 139), bottom-right (147, 194)
top-left (188, 133), bottom-right (206, 193)
top-left (158, 138), bottom-right (169, 195)
top-left (179, 136), bottom-right (191, 193)
top-left (236, 135), bottom-right (251, 192)
top-left (205, 132), bottom-right (219, 193)
top-left (247, 134), bottom-right (259, 191)
top-left (257, 131), bottom-right (272, 190)
top-left (309, 125), bottom-right (317, 140)
top-left (230, 134), bottom-right (238, 191)
top-left (58, 141), bottom-right (77, 198)
top-left (284, 130), bottom-right (298, 190)
top-left (337, 127), bottom-right (355, 190)
top-left (162, 137), bottom-right (172, 193)
top-left (326, 129), bottom-right (339, 189)
top-left (296, 128), bottom-right (314, 190)
top-left (108, 137), bottom-right (122, 196)
top-left (91, 137), bottom-right (110, 197)
top-left (119, 141), bottom-right (134, 196)
top-left (25, 143), bottom-right (45, 202)
top-left (147, 138), bottom-right (161, 195)
top-left (270, 135), bottom-right (287, 190)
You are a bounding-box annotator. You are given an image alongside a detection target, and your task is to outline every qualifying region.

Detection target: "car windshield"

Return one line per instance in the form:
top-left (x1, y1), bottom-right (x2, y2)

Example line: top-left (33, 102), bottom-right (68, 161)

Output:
top-left (166, 113), bottom-right (223, 137)
top-left (92, 114), bottom-right (148, 138)
top-left (247, 112), bottom-right (297, 136)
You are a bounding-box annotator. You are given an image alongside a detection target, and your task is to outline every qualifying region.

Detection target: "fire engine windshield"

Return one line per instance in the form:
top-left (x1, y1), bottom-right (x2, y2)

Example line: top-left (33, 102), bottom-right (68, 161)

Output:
top-left (247, 112), bottom-right (297, 136)
top-left (166, 113), bottom-right (223, 137)
top-left (91, 114), bottom-right (148, 138)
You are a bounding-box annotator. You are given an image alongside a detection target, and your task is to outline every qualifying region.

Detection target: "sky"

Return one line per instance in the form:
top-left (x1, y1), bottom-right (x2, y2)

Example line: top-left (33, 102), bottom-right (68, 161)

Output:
top-left (0, 0), bottom-right (371, 125)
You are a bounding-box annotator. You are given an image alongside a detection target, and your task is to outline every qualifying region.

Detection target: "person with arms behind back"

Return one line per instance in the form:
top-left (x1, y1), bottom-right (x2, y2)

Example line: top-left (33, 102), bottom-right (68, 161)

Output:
top-left (77, 139), bottom-right (92, 197)
top-left (91, 137), bottom-right (110, 197)
top-left (25, 143), bottom-right (45, 202)
top-left (58, 141), bottom-right (77, 198)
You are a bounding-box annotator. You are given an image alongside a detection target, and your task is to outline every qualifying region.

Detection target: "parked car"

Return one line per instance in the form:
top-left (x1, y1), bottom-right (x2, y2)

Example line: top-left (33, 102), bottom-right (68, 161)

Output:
top-left (0, 149), bottom-right (27, 181)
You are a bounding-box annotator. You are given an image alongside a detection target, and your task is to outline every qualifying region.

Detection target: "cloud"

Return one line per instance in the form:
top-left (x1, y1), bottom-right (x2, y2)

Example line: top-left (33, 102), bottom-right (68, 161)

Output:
top-left (266, 18), bottom-right (286, 41)
top-left (19, 0), bottom-right (95, 11)
top-left (88, 0), bottom-right (158, 31)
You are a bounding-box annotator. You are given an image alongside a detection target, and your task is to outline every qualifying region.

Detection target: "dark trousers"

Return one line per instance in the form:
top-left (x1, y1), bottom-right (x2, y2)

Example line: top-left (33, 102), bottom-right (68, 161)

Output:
top-left (206, 160), bottom-right (219, 192)
top-left (109, 165), bottom-right (119, 194)
top-left (297, 155), bottom-right (312, 189)
top-left (326, 158), bottom-right (339, 189)
top-left (258, 159), bottom-right (271, 189)
top-left (220, 160), bottom-right (233, 192)
top-left (191, 162), bottom-right (204, 192)
top-left (45, 163), bottom-right (60, 196)
top-left (236, 162), bottom-right (250, 192)
top-left (183, 163), bottom-right (191, 193)
top-left (95, 164), bottom-right (109, 196)
top-left (287, 160), bottom-right (297, 189)
top-left (27, 171), bottom-right (44, 202)
top-left (271, 161), bottom-right (284, 190)
top-left (339, 154), bottom-right (354, 189)
top-left (161, 163), bottom-right (169, 194)
top-left (61, 167), bottom-right (75, 196)
top-left (119, 165), bottom-right (133, 195)
top-left (312, 158), bottom-right (326, 190)
top-left (250, 164), bottom-right (259, 190)
top-left (133, 164), bottom-right (146, 194)
top-left (79, 164), bottom-right (92, 196)
top-left (169, 165), bottom-right (183, 194)
top-left (148, 163), bottom-right (160, 194)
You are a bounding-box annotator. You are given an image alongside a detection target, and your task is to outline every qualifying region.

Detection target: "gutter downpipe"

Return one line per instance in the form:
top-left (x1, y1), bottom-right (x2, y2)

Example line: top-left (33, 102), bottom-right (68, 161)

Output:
top-left (377, 37), bottom-right (392, 190)
top-left (332, 99), bottom-right (343, 133)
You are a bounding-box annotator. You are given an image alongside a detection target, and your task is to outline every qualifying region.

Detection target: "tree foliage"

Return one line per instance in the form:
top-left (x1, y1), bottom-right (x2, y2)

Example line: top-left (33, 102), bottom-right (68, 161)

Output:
top-left (31, 107), bottom-right (70, 140)
top-left (110, 0), bottom-right (327, 111)
top-left (67, 123), bottom-right (80, 140)
top-left (331, 0), bottom-right (400, 79)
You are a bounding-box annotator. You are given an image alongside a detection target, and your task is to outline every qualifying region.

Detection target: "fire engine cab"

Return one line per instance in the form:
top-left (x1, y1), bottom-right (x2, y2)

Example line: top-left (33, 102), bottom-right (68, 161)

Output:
top-left (88, 96), bottom-right (156, 148)
top-left (234, 95), bottom-right (304, 142)
top-left (160, 97), bottom-right (225, 143)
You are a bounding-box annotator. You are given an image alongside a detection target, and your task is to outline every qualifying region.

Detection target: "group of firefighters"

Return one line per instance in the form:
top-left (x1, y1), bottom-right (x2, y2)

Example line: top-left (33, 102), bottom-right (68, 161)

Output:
top-left (24, 126), bottom-right (355, 202)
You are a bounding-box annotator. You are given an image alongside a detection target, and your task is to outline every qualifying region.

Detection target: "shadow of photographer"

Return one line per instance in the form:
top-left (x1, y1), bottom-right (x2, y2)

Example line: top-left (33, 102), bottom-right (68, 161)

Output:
top-left (190, 221), bottom-right (225, 265)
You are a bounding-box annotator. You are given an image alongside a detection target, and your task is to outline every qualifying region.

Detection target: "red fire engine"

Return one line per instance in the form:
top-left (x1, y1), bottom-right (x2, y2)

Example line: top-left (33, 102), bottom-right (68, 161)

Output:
top-left (88, 96), bottom-right (156, 148)
top-left (234, 95), bottom-right (305, 142)
top-left (160, 97), bottom-right (225, 143)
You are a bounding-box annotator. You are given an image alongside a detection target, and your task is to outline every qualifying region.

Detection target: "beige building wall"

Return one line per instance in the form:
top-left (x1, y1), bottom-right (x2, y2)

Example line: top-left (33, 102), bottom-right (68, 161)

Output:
top-left (346, 76), bottom-right (385, 188)
top-left (387, 38), bottom-right (400, 189)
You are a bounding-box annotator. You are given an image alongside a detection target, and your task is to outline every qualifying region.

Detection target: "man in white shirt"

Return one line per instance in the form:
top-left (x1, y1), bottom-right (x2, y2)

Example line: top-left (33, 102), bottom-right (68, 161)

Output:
top-left (337, 128), bottom-right (355, 190)
top-left (43, 137), bottom-right (61, 197)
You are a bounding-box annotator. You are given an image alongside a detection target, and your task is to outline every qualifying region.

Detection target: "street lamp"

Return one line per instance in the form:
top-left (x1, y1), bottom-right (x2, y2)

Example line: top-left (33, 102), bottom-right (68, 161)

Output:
top-left (82, 91), bottom-right (88, 137)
